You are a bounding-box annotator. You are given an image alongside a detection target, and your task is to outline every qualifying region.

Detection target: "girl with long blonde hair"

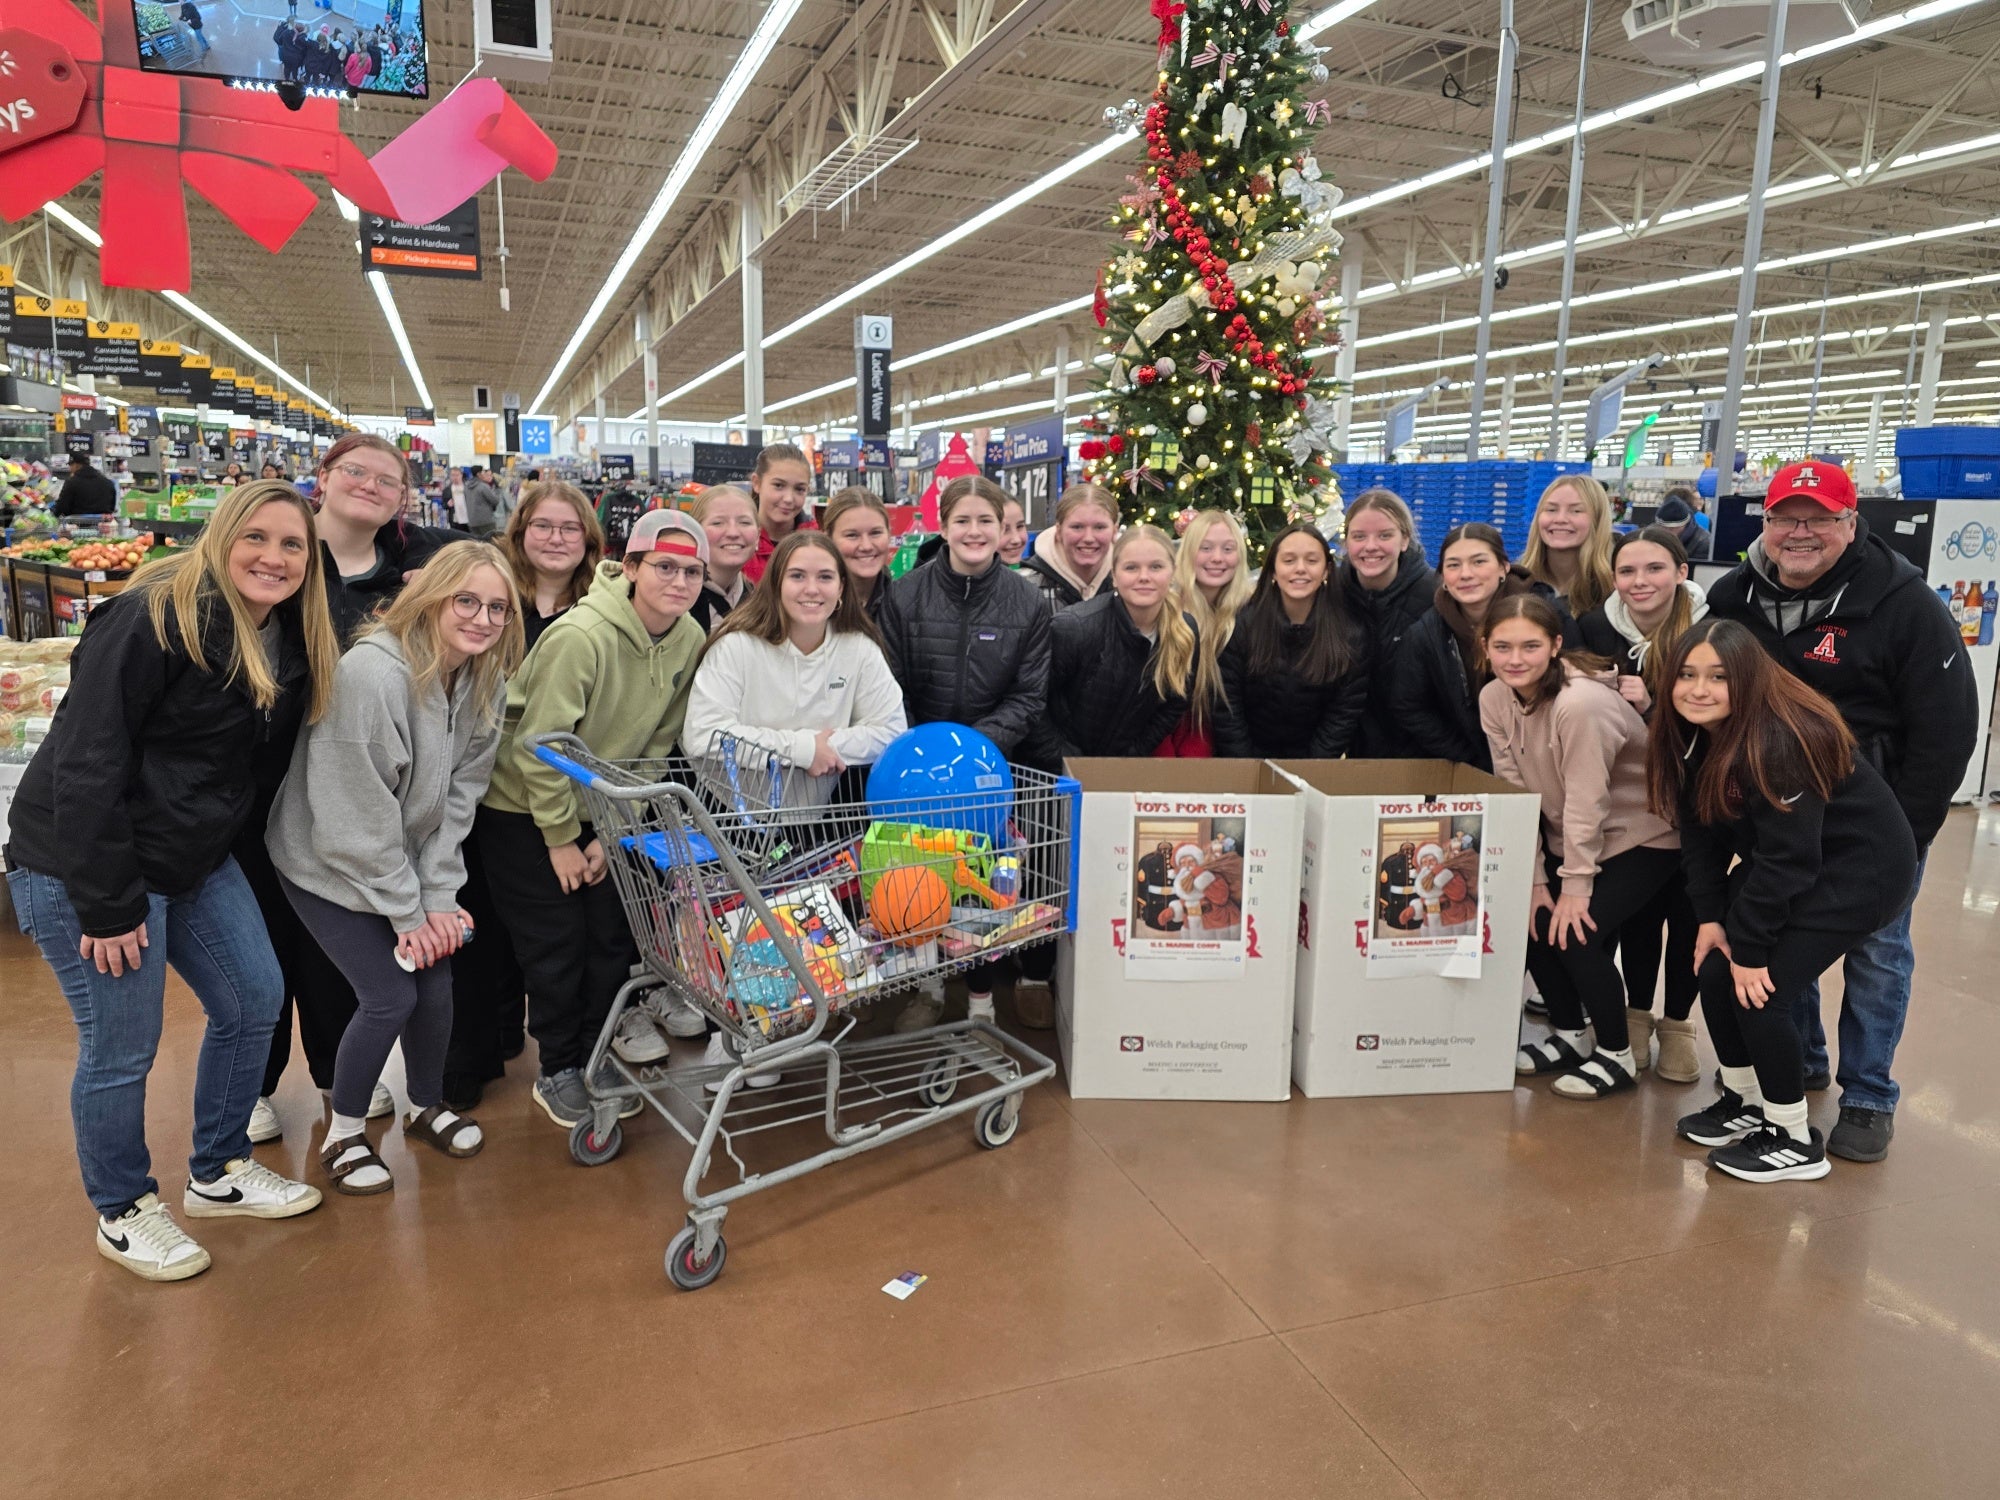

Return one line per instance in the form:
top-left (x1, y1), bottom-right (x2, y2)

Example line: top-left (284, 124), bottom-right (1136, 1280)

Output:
top-left (1162, 509), bottom-right (1252, 756)
top-left (266, 541), bottom-right (523, 1195)
top-left (1522, 473), bottom-right (1615, 617)
top-left (7, 481), bottom-right (337, 1279)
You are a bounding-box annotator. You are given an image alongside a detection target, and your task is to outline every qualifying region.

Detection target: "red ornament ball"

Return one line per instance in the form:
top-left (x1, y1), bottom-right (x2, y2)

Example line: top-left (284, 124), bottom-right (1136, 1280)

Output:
top-left (1109, 434), bottom-right (1127, 454)
top-left (1135, 366), bottom-right (1159, 386)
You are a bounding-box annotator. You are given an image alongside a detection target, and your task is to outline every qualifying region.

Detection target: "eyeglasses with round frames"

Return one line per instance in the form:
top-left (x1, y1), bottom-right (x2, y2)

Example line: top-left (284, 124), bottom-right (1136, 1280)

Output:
top-left (449, 593), bottom-right (513, 624)
top-left (526, 519), bottom-right (585, 540)
top-left (330, 461), bottom-right (405, 495)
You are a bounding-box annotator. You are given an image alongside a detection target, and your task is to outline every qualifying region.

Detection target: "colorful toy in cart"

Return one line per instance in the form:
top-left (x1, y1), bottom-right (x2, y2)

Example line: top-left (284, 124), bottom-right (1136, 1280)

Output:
top-left (722, 880), bottom-right (880, 1036)
top-left (861, 821), bottom-right (1018, 907)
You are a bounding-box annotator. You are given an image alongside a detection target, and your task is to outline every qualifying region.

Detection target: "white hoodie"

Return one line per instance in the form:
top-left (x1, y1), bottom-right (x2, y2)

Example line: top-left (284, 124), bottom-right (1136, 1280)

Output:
top-left (1601, 580), bottom-right (1708, 675)
top-left (684, 628), bottom-right (908, 801)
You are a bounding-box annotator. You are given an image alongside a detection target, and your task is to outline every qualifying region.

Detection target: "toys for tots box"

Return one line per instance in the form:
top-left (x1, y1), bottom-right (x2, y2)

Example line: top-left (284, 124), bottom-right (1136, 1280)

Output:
top-left (1272, 760), bottom-right (1539, 1098)
top-left (1055, 759), bottom-right (1302, 1101)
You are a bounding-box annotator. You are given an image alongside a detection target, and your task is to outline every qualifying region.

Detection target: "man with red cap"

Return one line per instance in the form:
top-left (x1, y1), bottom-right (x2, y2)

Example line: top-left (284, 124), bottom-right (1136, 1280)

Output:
top-left (1706, 459), bottom-right (1977, 1163)
top-left (477, 507), bottom-right (712, 1130)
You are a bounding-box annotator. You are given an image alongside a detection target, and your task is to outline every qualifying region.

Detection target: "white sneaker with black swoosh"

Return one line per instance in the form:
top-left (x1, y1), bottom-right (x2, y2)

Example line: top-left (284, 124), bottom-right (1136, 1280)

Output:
top-left (184, 1158), bottom-right (323, 1219)
top-left (1709, 1125), bottom-right (1832, 1183)
top-left (97, 1194), bottom-right (211, 1282)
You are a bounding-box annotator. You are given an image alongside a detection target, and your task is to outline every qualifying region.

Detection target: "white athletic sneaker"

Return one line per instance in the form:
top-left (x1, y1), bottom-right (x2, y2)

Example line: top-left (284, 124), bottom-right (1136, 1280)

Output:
top-left (367, 1082), bottom-right (395, 1120)
top-left (893, 992), bottom-right (944, 1033)
top-left (966, 993), bottom-right (997, 1025)
top-left (247, 1095), bottom-right (282, 1144)
top-left (659, 992), bottom-right (709, 1038)
top-left (701, 1031), bottom-right (779, 1093)
top-left (184, 1158), bottom-right (323, 1220)
top-left (97, 1194), bottom-right (210, 1282)
top-left (612, 1006), bottom-right (672, 1064)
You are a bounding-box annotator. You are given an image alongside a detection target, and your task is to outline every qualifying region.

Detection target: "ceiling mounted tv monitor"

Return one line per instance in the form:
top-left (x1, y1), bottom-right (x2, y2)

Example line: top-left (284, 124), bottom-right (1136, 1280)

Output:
top-left (132, 0), bottom-right (430, 100)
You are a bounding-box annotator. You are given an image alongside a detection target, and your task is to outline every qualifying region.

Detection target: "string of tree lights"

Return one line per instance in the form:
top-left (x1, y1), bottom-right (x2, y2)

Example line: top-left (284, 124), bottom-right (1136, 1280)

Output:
top-left (1080, 0), bottom-right (1346, 544)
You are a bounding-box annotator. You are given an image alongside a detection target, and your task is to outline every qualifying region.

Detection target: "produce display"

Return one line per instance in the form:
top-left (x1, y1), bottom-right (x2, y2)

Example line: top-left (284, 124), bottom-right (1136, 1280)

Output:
top-left (0, 533), bottom-right (158, 571)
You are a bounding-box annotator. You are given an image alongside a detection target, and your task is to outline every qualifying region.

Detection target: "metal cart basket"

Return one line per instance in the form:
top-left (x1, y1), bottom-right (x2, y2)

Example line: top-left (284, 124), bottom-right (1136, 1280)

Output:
top-left (533, 732), bottom-right (1079, 1289)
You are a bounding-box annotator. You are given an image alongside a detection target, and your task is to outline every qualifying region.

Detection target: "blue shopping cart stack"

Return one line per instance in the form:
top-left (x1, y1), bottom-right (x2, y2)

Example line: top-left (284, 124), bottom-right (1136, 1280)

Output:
top-left (1331, 460), bottom-right (1590, 560)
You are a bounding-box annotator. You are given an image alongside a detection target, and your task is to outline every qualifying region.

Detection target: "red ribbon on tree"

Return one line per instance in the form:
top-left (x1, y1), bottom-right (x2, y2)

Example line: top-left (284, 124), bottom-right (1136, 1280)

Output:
top-left (0, 1), bottom-right (557, 292)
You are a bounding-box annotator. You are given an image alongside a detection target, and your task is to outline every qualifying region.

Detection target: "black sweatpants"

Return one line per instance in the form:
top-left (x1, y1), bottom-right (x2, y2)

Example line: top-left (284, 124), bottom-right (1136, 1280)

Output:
top-left (444, 807), bottom-right (527, 1085)
top-left (477, 807), bottom-right (638, 1078)
top-left (279, 876), bottom-right (454, 1119)
top-left (1526, 846), bottom-right (1680, 1053)
top-left (237, 830), bottom-right (362, 1096)
top-left (1696, 925), bottom-right (1855, 1108)
top-left (1614, 871), bottom-right (1699, 1022)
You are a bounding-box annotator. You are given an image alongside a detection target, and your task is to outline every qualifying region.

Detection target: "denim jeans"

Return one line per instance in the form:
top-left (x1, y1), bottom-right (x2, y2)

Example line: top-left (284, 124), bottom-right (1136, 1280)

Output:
top-left (1795, 849), bottom-right (1927, 1115)
top-left (8, 858), bottom-right (284, 1218)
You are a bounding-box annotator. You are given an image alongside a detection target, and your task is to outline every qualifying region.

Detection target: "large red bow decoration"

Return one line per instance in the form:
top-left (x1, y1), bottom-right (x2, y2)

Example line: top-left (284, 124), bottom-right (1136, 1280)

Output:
top-left (0, 1), bottom-right (557, 292)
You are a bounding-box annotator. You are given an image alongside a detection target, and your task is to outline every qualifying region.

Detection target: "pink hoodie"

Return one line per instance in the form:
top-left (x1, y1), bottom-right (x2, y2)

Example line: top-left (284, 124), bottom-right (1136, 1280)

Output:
top-left (1480, 663), bottom-right (1677, 897)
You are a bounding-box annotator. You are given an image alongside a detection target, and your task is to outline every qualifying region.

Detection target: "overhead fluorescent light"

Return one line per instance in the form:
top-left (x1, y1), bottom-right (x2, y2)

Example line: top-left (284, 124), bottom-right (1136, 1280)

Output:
top-left (530, 0), bottom-right (809, 413)
top-left (1297, 0), bottom-right (1379, 41)
top-left (369, 271), bottom-right (433, 410)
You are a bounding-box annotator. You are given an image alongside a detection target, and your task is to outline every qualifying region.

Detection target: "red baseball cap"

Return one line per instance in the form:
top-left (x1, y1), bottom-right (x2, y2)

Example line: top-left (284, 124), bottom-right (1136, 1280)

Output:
top-left (1765, 459), bottom-right (1856, 513)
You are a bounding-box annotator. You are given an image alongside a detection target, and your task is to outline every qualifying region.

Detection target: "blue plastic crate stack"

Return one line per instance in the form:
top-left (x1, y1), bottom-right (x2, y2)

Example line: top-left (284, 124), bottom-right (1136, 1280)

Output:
top-left (1332, 461), bottom-right (1590, 561)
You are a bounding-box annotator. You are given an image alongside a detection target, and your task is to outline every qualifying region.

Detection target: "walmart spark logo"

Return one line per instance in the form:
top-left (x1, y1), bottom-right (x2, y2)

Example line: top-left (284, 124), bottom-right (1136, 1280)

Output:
top-left (0, 51), bottom-right (16, 78)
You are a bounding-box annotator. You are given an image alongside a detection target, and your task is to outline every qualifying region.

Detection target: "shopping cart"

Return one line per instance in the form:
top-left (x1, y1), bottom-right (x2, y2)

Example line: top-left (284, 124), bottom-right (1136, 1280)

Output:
top-left (532, 731), bottom-right (1079, 1289)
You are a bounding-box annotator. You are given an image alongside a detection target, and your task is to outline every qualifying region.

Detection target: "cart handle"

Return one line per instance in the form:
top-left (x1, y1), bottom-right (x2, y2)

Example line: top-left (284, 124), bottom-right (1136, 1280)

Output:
top-left (532, 741), bottom-right (607, 793)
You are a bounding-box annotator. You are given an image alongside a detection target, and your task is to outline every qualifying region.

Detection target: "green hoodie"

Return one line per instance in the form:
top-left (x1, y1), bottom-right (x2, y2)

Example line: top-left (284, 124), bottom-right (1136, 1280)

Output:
top-left (483, 560), bottom-right (704, 847)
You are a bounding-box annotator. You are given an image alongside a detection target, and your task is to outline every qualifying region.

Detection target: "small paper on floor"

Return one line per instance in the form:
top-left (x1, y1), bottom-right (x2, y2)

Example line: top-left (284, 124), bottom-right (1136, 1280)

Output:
top-left (882, 1272), bottom-right (927, 1300)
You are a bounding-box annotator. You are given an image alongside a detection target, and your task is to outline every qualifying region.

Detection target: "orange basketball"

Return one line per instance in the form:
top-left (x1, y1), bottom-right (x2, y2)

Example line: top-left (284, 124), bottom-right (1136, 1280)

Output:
top-left (868, 863), bottom-right (952, 948)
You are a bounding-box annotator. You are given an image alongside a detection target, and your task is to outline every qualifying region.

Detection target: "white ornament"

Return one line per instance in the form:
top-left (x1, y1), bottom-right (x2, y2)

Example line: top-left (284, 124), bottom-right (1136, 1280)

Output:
top-left (1154, 356), bottom-right (1177, 377)
top-left (1187, 402), bottom-right (1210, 427)
top-left (1196, 454), bottom-right (1213, 470)
top-left (1219, 102), bottom-right (1248, 149)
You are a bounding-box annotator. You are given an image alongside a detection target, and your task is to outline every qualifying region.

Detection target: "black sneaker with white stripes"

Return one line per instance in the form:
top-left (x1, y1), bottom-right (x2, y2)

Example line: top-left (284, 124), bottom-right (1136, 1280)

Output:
top-left (1676, 1089), bottom-right (1767, 1147)
top-left (1709, 1125), bottom-right (1831, 1183)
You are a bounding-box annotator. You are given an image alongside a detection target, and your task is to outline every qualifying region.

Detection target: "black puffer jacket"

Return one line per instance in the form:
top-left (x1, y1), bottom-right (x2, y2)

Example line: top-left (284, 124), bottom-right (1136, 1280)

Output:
top-left (6, 590), bottom-right (311, 936)
top-left (1033, 593), bottom-right (1194, 764)
top-left (1213, 611), bottom-right (1369, 760)
top-left (878, 555), bottom-right (1050, 756)
top-left (1021, 551), bottom-right (1099, 613)
top-left (1340, 547), bottom-right (1437, 758)
top-left (325, 518), bottom-right (457, 644)
top-left (1706, 518), bottom-right (1977, 848)
top-left (1386, 609), bottom-right (1490, 769)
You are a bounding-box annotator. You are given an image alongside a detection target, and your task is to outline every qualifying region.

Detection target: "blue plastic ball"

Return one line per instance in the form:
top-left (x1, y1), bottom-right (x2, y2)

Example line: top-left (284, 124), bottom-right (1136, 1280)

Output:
top-left (866, 722), bottom-right (1014, 846)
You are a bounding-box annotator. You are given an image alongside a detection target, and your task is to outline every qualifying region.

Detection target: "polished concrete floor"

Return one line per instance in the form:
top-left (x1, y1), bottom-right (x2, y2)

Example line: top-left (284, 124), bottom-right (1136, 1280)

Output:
top-left (4, 806), bottom-right (1999, 1499)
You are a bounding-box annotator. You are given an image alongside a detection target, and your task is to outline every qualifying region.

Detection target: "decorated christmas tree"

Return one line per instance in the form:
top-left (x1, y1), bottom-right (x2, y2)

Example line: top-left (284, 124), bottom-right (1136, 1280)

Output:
top-left (1078, 0), bottom-right (1345, 546)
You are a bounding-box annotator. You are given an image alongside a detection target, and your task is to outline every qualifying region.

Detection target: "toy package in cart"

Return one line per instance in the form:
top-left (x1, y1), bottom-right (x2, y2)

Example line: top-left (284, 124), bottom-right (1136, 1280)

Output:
top-left (530, 725), bottom-right (1079, 1290)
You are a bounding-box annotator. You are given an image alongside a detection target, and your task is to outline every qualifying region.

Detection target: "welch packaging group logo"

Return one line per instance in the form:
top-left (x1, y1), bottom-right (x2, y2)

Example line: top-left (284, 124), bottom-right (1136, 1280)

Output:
top-left (1120, 1036), bottom-right (1145, 1052)
top-left (1355, 1034), bottom-right (1380, 1051)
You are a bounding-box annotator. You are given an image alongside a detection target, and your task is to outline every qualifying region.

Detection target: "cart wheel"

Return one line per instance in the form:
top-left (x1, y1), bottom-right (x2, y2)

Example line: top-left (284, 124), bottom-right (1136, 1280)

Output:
top-left (665, 1224), bottom-right (727, 1290)
top-left (568, 1118), bottom-right (623, 1166)
top-left (973, 1098), bottom-right (1019, 1150)
top-left (919, 1059), bottom-right (959, 1107)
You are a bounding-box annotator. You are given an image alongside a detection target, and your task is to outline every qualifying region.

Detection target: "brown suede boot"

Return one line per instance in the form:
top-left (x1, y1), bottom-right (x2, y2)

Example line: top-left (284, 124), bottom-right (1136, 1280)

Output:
top-left (1654, 1017), bottom-right (1700, 1083)
top-left (1626, 1007), bottom-right (1655, 1072)
top-left (1012, 980), bottom-right (1056, 1030)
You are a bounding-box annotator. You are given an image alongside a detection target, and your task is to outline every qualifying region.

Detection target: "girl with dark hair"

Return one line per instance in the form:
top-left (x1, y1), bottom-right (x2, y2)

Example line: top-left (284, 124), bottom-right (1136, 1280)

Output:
top-left (1650, 619), bottom-right (1917, 1181)
top-left (1337, 489), bottom-right (1436, 758)
top-left (1389, 523), bottom-right (1536, 768)
top-left (501, 479), bottom-right (604, 650)
top-left (878, 475), bottom-right (1051, 1030)
top-left (1481, 595), bottom-right (1680, 1100)
top-left (1022, 483), bottom-right (1118, 611)
top-left (822, 486), bottom-right (897, 622)
top-left (1578, 525), bottom-right (1711, 1082)
top-left (1213, 523), bottom-right (1367, 759)
top-left (743, 443), bottom-right (816, 584)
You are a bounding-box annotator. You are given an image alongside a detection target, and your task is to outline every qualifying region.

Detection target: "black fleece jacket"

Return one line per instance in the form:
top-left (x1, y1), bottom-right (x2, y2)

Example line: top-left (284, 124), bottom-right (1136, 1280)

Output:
top-left (1033, 592), bottom-right (1194, 764)
top-left (1676, 739), bottom-right (1918, 968)
top-left (1340, 547), bottom-right (1438, 758)
top-left (6, 592), bottom-right (310, 936)
top-left (1705, 517), bottom-right (1977, 848)
top-left (325, 518), bottom-right (458, 644)
top-left (1385, 609), bottom-right (1490, 769)
top-left (878, 555), bottom-right (1050, 756)
top-left (1213, 611), bottom-right (1368, 760)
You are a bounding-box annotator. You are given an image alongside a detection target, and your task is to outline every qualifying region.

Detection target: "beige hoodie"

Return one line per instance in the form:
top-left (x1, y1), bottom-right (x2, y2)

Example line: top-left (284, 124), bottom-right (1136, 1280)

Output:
top-left (1479, 662), bottom-right (1676, 896)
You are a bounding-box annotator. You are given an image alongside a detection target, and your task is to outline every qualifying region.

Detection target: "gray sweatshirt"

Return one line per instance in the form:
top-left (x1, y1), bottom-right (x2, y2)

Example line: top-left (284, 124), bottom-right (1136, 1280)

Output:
top-left (267, 632), bottom-right (503, 933)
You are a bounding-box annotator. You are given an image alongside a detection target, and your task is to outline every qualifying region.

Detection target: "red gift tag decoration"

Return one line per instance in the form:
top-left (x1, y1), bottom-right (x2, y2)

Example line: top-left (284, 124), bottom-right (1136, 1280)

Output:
top-left (0, 28), bottom-right (88, 155)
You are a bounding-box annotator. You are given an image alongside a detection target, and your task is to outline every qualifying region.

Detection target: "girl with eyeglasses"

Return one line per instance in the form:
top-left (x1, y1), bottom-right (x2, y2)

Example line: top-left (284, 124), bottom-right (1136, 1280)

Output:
top-left (501, 479), bottom-right (606, 650)
top-left (265, 543), bottom-right (522, 1194)
top-left (310, 433), bottom-right (457, 643)
top-left (480, 510), bottom-right (711, 1130)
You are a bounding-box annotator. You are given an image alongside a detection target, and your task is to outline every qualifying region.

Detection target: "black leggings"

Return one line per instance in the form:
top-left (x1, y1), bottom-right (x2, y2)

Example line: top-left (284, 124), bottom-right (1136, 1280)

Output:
top-left (1697, 926), bottom-right (1855, 1108)
top-left (1614, 872), bottom-right (1698, 1022)
top-left (1526, 846), bottom-right (1680, 1053)
top-left (444, 810), bottom-right (527, 1084)
top-left (237, 829), bottom-right (363, 1096)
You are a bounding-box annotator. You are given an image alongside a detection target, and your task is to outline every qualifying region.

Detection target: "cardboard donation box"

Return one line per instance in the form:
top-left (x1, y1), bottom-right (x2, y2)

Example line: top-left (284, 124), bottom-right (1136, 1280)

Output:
top-left (1273, 760), bottom-right (1540, 1098)
top-left (1056, 759), bottom-right (1303, 1101)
